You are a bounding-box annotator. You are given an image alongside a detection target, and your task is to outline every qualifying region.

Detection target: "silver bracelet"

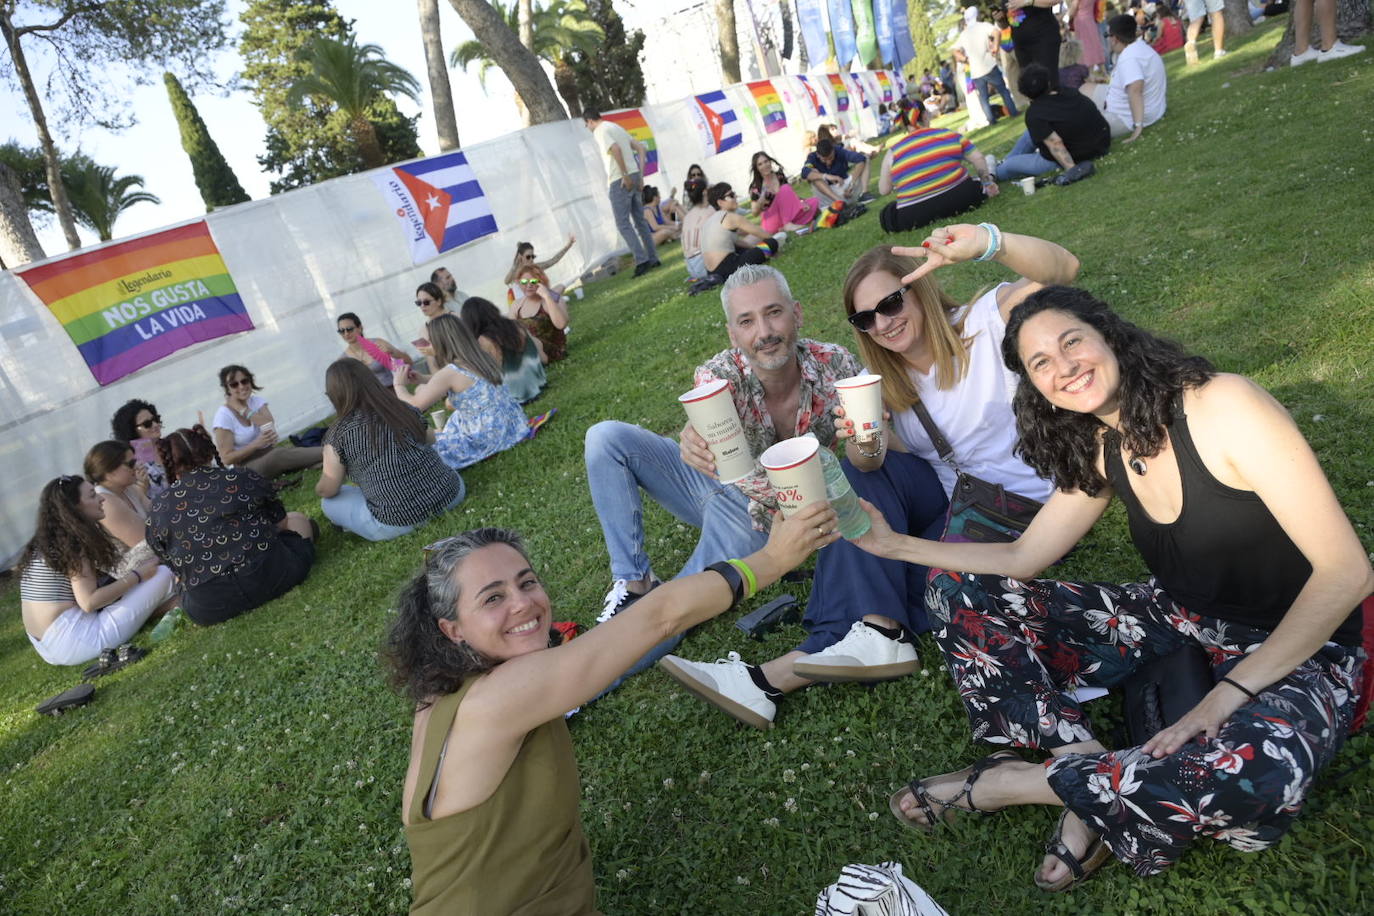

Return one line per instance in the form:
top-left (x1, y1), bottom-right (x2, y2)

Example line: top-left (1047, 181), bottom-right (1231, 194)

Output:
top-left (854, 432), bottom-right (885, 459)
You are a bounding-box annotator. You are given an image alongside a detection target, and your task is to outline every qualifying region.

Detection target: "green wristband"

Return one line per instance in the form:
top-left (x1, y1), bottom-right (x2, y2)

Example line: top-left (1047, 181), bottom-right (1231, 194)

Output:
top-left (726, 558), bottom-right (758, 599)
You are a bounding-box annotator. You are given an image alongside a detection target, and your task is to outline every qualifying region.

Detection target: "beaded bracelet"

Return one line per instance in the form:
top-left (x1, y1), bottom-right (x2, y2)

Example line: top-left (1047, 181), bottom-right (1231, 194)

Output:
top-left (1220, 676), bottom-right (1259, 700)
top-left (726, 558), bottom-right (758, 599)
top-left (973, 223), bottom-right (1002, 262)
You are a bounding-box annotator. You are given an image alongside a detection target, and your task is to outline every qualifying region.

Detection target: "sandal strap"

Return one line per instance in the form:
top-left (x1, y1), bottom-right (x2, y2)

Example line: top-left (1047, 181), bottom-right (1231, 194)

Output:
top-left (1045, 840), bottom-right (1087, 880)
top-left (957, 750), bottom-right (1019, 815)
top-left (909, 781), bottom-right (941, 827)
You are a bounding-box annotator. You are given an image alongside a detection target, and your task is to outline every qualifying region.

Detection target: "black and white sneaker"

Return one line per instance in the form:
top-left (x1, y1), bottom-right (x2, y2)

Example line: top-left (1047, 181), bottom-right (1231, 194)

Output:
top-left (597, 578), bottom-right (660, 624)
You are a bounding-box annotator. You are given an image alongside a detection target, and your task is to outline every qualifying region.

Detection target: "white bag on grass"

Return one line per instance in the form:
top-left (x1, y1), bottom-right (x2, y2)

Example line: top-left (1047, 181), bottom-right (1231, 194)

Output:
top-left (815, 861), bottom-right (949, 916)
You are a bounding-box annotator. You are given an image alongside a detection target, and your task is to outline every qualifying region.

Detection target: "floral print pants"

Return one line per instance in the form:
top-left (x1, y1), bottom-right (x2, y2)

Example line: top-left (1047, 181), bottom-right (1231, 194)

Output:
top-left (925, 571), bottom-right (1363, 875)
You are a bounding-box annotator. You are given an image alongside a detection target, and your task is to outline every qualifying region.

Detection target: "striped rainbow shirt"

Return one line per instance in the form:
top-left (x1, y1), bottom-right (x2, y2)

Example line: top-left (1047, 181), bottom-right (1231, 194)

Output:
top-left (890, 128), bottom-right (973, 206)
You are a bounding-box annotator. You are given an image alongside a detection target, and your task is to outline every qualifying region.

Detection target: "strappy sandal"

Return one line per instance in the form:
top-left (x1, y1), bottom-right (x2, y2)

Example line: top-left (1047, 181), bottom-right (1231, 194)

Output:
top-left (1035, 809), bottom-right (1113, 892)
top-left (36, 683), bottom-right (95, 716)
top-left (888, 749), bottom-right (1021, 831)
top-left (81, 644), bottom-right (147, 681)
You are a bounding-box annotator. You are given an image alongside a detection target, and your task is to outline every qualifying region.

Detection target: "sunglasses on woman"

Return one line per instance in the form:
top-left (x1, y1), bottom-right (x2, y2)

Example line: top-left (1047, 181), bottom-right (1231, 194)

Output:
top-left (228, 378), bottom-right (252, 389)
top-left (847, 286), bottom-right (908, 332)
top-left (136, 415), bottom-right (162, 429)
top-left (415, 298), bottom-right (436, 308)
top-left (337, 325), bottom-right (358, 334)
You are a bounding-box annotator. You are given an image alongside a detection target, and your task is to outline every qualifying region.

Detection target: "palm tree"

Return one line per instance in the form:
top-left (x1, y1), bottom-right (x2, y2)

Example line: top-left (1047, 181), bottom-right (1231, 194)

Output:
top-left (288, 36), bottom-right (422, 170)
top-left (450, 0), bottom-right (602, 121)
top-left (59, 156), bottom-right (160, 242)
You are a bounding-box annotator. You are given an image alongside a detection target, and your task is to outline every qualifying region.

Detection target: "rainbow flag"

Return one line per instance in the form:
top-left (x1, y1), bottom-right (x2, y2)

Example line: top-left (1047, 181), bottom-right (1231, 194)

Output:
top-left (746, 79), bottom-right (788, 133)
top-left (17, 222), bottom-right (252, 385)
top-left (797, 75), bottom-right (826, 116)
top-left (602, 108), bottom-right (659, 176)
top-left (875, 70), bottom-right (894, 103)
top-left (826, 73), bottom-right (850, 111)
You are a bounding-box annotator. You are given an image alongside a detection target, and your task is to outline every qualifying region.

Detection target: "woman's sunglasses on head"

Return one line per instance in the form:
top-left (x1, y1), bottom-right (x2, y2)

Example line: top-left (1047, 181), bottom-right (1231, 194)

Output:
top-left (847, 286), bottom-right (907, 332)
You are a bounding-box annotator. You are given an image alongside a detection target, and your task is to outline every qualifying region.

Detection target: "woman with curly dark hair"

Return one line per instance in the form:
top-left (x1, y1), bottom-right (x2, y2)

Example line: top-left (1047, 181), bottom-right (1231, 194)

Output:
top-left (146, 426), bottom-right (316, 626)
top-left (111, 398), bottom-right (171, 496)
top-left (19, 475), bottom-right (176, 665)
top-left (386, 513), bottom-right (834, 914)
top-left (852, 282), bottom-right (1373, 891)
top-left (211, 365), bottom-right (323, 479)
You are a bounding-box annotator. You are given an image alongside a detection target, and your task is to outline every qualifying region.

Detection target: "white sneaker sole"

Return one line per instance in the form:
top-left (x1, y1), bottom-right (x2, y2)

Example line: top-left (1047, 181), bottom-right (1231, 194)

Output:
top-left (792, 657), bottom-right (920, 683)
top-left (657, 657), bottom-right (773, 730)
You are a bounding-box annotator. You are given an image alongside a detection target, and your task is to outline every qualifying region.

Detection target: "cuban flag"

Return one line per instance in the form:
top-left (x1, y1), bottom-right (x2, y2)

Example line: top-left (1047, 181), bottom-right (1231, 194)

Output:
top-left (372, 151), bottom-right (499, 265)
top-left (691, 90), bottom-right (743, 157)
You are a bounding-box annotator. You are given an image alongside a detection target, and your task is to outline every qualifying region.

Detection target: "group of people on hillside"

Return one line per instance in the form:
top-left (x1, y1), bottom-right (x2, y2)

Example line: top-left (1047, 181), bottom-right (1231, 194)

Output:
top-left (389, 222), bottom-right (1371, 910)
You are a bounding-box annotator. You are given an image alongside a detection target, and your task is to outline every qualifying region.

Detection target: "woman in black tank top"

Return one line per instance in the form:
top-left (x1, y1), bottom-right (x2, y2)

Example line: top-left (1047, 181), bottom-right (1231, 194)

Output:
top-left (849, 265), bottom-right (1372, 890)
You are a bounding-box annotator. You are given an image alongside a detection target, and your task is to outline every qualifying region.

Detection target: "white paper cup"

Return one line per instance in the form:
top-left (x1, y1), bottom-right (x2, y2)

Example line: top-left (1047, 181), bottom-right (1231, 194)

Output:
top-left (679, 378), bottom-right (755, 483)
top-left (1019, 177), bottom-right (1036, 196)
top-left (260, 421), bottom-right (275, 434)
top-left (430, 409), bottom-right (447, 430)
top-left (759, 436), bottom-right (827, 518)
top-left (834, 374), bottom-right (884, 441)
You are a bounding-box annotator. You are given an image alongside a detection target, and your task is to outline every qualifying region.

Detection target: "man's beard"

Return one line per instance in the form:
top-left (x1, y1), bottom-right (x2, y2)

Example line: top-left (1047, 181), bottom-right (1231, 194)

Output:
top-left (747, 334), bottom-right (794, 371)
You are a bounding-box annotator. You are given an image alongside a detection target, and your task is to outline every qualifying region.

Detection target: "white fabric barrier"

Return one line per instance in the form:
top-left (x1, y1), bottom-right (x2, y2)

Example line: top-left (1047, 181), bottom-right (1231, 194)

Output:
top-left (0, 70), bottom-right (895, 567)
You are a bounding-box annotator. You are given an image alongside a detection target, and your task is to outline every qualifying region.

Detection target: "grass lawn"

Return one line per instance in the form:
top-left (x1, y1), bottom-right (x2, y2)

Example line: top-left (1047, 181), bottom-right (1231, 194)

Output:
top-left (3, 23), bottom-right (1372, 915)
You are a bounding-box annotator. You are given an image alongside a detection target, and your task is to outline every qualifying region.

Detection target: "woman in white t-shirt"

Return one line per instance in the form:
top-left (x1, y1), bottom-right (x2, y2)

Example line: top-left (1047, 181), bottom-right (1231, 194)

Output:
top-left (838, 224), bottom-right (1080, 507)
top-left (211, 364), bottom-right (323, 480)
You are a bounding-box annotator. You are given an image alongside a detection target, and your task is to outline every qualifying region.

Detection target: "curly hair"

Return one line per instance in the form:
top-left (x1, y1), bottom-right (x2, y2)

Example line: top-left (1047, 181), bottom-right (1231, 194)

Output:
top-left (1001, 286), bottom-right (1215, 496)
top-left (382, 528), bottom-right (558, 707)
top-left (111, 398), bottom-right (158, 443)
top-left (157, 425), bottom-right (222, 484)
top-left (19, 476), bottom-right (122, 579)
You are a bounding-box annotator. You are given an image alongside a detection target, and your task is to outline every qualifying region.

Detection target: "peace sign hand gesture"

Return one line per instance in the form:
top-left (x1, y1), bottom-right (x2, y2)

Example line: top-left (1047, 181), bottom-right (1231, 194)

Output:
top-left (890, 223), bottom-right (989, 285)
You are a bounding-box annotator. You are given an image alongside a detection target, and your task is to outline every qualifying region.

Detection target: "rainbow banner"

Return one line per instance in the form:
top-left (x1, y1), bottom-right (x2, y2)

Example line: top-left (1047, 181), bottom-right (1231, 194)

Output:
top-left (17, 222), bottom-right (252, 386)
top-left (827, 73), bottom-right (850, 112)
top-left (797, 75), bottom-right (826, 116)
top-left (746, 80), bottom-right (788, 134)
top-left (875, 70), bottom-right (894, 103)
top-left (602, 108), bottom-right (659, 177)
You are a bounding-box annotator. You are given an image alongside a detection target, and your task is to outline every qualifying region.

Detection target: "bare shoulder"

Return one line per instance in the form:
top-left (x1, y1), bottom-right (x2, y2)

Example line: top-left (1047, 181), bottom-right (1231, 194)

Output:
top-left (1184, 373), bottom-right (1291, 428)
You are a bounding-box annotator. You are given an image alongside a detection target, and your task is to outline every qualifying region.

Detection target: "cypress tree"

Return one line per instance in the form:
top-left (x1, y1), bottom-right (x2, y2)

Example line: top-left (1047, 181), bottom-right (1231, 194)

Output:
top-left (163, 72), bottom-right (250, 211)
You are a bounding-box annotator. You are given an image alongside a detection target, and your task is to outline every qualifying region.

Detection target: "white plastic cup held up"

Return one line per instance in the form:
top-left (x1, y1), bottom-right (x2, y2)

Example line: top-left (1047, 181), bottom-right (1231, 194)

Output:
top-left (679, 378), bottom-right (755, 484)
top-left (759, 436), bottom-right (828, 518)
top-left (834, 374), bottom-right (884, 444)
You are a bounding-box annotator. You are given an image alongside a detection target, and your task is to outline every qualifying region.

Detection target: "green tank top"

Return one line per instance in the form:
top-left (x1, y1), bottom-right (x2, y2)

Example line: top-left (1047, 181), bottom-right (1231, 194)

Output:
top-left (405, 677), bottom-right (598, 915)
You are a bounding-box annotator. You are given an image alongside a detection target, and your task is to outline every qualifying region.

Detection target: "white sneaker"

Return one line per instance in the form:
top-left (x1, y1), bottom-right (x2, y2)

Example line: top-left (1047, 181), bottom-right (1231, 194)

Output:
top-left (983, 154), bottom-right (998, 180)
top-left (1291, 46), bottom-right (1320, 67)
top-left (658, 652), bottom-right (775, 729)
top-left (1317, 40), bottom-right (1365, 62)
top-left (792, 620), bottom-right (920, 683)
top-left (1213, 49), bottom-right (1229, 60)
top-left (597, 578), bottom-right (658, 624)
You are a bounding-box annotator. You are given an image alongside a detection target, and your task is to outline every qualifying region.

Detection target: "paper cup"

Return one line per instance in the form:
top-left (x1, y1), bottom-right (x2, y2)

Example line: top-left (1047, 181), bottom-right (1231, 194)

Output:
top-left (679, 379), bottom-right (755, 483)
top-left (1019, 177), bottom-right (1036, 196)
top-left (430, 409), bottom-right (447, 430)
top-left (834, 374), bottom-right (884, 441)
top-left (260, 421), bottom-right (275, 434)
top-left (760, 437), bottom-right (827, 518)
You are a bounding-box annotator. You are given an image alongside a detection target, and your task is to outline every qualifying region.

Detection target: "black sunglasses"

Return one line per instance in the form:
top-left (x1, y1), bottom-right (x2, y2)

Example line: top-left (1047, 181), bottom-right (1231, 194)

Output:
top-left (337, 325), bottom-right (358, 334)
top-left (847, 286), bottom-right (908, 332)
top-left (415, 298), bottom-right (436, 308)
top-left (136, 415), bottom-right (162, 429)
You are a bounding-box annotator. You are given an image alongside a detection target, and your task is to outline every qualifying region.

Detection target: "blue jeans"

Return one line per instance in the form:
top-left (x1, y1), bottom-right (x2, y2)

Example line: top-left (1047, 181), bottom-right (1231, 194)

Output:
top-left (799, 451), bottom-right (948, 653)
top-left (320, 482), bottom-right (466, 542)
top-left (972, 67), bottom-right (1018, 122)
top-left (607, 178), bottom-right (658, 266)
top-left (994, 131), bottom-right (1058, 181)
top-left (584, 421), bottom-right (767, 680)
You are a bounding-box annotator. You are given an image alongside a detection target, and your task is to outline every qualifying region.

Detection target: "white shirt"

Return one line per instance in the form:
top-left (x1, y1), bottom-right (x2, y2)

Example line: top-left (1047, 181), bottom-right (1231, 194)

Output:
top-left (1106, 39), bottom-right (1167, 128)
top-left (888, 284), bottom-right (1054, 502)
top-left (212, 394), bottom-right (268, 449)
top-left (592, 120), bottom-right (638, 181)
top-left (955, 22), bottom-right (1001, 79)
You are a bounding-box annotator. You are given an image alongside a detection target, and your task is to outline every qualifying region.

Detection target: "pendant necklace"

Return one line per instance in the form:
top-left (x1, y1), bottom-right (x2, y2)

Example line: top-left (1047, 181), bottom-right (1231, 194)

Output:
top-left (1128, 456), bottom-right (1148, 476)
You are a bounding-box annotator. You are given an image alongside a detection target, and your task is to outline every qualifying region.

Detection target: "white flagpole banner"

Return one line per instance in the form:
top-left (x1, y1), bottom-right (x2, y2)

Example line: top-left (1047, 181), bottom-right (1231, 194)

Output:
top-left (371, 151), bottom-right (499, 265)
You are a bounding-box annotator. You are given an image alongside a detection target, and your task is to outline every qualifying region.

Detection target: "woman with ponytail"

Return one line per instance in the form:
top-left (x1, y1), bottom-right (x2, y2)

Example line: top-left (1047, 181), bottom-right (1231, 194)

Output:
top-left (146, 426), bottom-right (317, 626)
top-left (387, 511), bottom-right (837, 913)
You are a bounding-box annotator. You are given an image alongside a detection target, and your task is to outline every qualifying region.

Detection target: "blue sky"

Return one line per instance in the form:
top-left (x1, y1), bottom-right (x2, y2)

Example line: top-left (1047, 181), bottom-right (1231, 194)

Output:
top-left (1, 0), bottom-right (529, 255)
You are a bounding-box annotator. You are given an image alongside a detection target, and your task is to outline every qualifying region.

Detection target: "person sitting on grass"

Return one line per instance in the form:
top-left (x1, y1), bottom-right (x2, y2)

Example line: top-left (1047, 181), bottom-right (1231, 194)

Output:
top-left (993, 63), bottom-right (1111, 183)
top-left (701, 183), bottom-right (780, 283)
top-left (84, 440), bottom-right (158, 576)
top-left (851, 280), bottom-right (1373, 891)
top-left (111, 398), bottom-right (171, 497)
top-left (460, 296), bottom-right (547, 402)
top-left (1085, 14), bottom-right (1167, 143)
top-left (148, 426), bottom-right (316, 627)
top-left (389, 514), bottom-right (835, 913)
top-left (502, 237), bottom-right (575, 300)
top-left (393, 314), bottom-right (529, 471)
top-left (510, 265), bottom-right (569, 364)
top-left (316, 359), bottom-right (466, 542)
top-left (337, 312), bottom-right (412, 388)
top-left (748, 150), bottom-right (821, 235)
top-left (680, 176), bottom-right (715, 281)
top-left (430, 266), bottom-right (469, 306)
top-left (800, 137), bottom-right (874, 207)
top-left (1150, 3), bottom-right (1186, 54)
top-left (211, 364), bottom-right (323, 480)
top-left (876, 105), bottom-right (998, 234)
top-left (19, 475), bottom-right (177, 666)
top-left (641, 185), bottom-right (682, 245)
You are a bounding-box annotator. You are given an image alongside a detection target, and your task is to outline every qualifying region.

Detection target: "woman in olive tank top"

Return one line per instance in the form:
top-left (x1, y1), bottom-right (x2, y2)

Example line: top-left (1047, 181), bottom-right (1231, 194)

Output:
top-left (385, 513), bottom-right (837, 914)
top-left (848, 235), bottom-right (1372, 893)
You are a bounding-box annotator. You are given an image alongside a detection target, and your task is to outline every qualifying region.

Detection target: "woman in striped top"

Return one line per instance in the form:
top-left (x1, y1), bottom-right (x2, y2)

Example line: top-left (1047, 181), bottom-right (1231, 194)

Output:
top-left (877, 106), bottom-right (999, 234)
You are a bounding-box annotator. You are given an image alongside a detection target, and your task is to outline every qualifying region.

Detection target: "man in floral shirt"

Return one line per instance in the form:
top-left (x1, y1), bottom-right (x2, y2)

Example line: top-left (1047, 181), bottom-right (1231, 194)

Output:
top-left (584, 264), bottom-right (947, 723)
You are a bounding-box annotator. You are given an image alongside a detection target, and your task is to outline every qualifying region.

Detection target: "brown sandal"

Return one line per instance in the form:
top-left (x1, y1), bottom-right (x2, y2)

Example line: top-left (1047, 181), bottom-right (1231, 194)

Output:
top-left (888, 749), bottom-right (1021, 831)
top-left (1035, 810), bottom-right (1112, 892)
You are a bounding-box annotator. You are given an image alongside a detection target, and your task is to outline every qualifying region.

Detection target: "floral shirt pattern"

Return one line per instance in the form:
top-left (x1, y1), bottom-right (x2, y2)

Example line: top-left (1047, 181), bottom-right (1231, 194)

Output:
top-left (146, 466), bottom-right (285, 588)
top-left (694, 338), bottom-right (862, 530)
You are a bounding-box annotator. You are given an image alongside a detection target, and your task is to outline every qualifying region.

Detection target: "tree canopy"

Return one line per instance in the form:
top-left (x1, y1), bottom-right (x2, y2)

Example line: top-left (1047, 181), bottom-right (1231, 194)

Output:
top-left (164, 72), bottom-right (250, 211)
top-left (566, 0), bottom-right (645, 113)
